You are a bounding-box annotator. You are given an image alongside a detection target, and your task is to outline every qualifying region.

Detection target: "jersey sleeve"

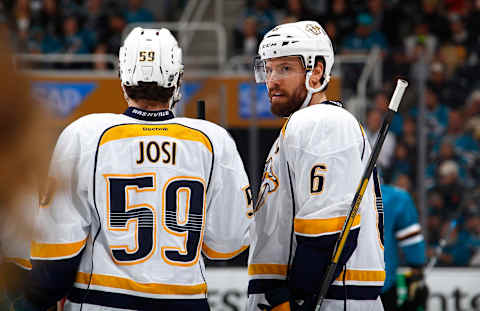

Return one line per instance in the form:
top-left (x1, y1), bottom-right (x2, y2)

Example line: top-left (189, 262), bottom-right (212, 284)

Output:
top-left (32, 124), bottom-right (91, 261)
top-left (26, 124), bottom-right (91, 309)
top-left (394, 191), bottom-right (426, 267)
top-left (201, 130), bottom-right (252, 260)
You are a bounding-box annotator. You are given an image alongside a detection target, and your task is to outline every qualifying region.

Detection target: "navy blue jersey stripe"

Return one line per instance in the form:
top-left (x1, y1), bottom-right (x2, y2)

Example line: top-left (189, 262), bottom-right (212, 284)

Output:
top-left (326, 285), bottom-right (382, 300)
top-left (248, 279), bottom-right (289, 295)
top-left (68, 287), bottom-right (210, 311)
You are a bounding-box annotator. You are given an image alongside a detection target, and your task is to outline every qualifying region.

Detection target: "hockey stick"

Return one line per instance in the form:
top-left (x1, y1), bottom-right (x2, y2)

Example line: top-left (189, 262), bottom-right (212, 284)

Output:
top-left (315, 79), bottom-right (409, 310)
top-left (425, 216), bottom-right (458, 273)
top-left (197, 100), bottom-right (206, 120)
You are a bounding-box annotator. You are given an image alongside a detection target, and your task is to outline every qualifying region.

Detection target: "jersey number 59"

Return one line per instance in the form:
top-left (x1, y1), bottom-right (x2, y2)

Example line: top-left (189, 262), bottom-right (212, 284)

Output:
top-left (104, 173), bottom-right (205, 266)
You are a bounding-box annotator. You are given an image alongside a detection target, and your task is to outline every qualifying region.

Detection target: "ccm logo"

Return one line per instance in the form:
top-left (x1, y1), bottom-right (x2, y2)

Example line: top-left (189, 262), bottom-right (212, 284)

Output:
top-left (261, 42), bottom-right (277, 48)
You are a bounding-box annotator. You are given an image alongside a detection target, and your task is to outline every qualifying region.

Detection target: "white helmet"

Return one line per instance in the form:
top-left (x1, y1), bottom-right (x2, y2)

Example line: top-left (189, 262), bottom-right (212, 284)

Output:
top-left (119, 27), bottom-right (184, 108)
top-left (255, 21), bottom-right (334, 109)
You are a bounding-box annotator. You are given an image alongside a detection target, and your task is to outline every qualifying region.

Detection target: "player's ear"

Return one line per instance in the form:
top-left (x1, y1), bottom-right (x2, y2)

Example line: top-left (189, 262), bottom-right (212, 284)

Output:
top-left (308, 59), bottom-right (324, 89)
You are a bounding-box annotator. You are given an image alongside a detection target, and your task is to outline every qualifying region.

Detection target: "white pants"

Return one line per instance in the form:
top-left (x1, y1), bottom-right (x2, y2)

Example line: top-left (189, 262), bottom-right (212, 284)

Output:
top-left (247, 294), bottom-right (384, 311)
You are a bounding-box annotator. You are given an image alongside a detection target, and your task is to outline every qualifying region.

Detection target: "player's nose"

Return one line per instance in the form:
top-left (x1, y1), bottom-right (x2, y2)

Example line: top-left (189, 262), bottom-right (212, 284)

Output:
top-left (266, 77), bottom-right (280, 90)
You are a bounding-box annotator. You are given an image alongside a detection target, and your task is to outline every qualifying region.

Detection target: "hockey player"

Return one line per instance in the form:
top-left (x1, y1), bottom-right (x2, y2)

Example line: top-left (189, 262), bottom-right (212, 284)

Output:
top-left (15, 27), bottom-right (252, 311)
top-left (248, 21), bottom-right (385, 311)
top-left (380, 184), bottom-right (427, 311)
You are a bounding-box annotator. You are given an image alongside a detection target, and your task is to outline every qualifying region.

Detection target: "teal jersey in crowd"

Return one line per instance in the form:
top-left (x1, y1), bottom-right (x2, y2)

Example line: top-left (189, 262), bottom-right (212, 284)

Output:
top-left (381, 185), bottom-right (426, 292)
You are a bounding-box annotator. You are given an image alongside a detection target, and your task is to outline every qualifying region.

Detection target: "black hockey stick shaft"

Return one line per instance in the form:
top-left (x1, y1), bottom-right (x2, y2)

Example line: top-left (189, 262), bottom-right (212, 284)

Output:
top-left (197, 100), bottom-right (206, 120)
top-left (315, 79), bottom-right (408, 310)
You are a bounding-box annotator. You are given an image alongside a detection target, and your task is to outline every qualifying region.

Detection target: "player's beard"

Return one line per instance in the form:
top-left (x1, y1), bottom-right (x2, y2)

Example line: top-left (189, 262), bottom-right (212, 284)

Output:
top-left (269, 83), bottom-right (307, 117)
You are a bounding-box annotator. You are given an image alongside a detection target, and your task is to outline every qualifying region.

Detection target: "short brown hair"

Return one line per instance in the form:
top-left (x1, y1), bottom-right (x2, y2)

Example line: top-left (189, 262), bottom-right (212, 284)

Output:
top-left (124, 82), bottom-right (175, 103)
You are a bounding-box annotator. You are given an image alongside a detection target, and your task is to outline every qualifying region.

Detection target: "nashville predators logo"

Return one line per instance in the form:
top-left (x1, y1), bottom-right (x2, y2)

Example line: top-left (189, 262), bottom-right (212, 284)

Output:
top-left (305, 23), bottom-right (324, 36)
top-left (271, 26), bottom-right (281, 32)
top-left (254, 157), bottom-right (279, 213)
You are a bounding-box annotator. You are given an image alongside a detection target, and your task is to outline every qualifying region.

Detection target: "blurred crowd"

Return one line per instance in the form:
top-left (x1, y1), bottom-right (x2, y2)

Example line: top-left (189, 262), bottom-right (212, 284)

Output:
top-left (3, 0), bottom-right (480, 267)
top-left (0, 0), bottom-right (184, 69)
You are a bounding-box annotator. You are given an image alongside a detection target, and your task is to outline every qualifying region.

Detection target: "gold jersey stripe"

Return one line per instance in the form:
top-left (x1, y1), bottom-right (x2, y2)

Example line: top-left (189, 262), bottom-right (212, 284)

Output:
top-left (202, 244), bottom-right (249, 259)
top-left (75, 272), bottom-right (207, 295)
top-left (294, 215), bottom-right (361, 235)
top-left (335, 269), bottom-right (386, 282)
top-left (99, 124), bottom-right (212, 153)
top-left (281, 117), bottom-right (291, 137)
top-left (248, 263), bottom-right (288, 276)
top-left (4, 257), bottom-right (32, 270)
top-left (31, 237), bottom-right (87, 259)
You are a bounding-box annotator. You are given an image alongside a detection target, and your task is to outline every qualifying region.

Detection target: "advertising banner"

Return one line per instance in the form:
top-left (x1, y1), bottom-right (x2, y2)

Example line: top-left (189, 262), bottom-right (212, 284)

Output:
top-left (205, 268), bottom-right (480, 311)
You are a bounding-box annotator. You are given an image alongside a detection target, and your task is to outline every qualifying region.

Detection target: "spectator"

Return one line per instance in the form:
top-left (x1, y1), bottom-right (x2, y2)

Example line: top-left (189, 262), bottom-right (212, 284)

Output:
top-left (368, 0), bottom-right (406, 47)
top-left (81, 0), bottom-right (108, 51)
top-left (284, 0), bottom-right (310, 21)
top-left (30, 0), bottom-right (63, 53)
top-left (435, 109), bottom-right (479, 167)
top-left (421, 0), bottom-right (451, 43)
top-left (302, 0), bottom-right (329, 20)
top-left (366, 108), bottom-right (396, 169)
top-left (382, 46), bottom-right (410, 82)
top-left (464, 89), bottom-right (480, 117)
top-left (61, 15), bottom-right (88, 55)
top-left (388, 142), bottom-right (414, 184)
top-left (342, 13), bottom-right (388, 54)
top-left (324, 20), bottom-right (338, 51)
top-left (427, 191), bottom-right (446, 243)
top-left (124, 0), bottom-right (155, 24)
top-left (428, 61), bottom-right (451, 103)
top-left (14, 0), bottom-right (30, 34)
top-left (241, 17), bottom-right (258, 56)
top-left (404, 20), bottom-right (438, 63)
top-left (242, 0), bottom-right (276, 37)
top-left (466, 0), bottom-right (480, 42)
top-left (105, 10), bottom-right (126, 54)
top-left (427, 140), bottom-right (469, 188)
top-left (329, 0), bottom-right (355, 45)
top-left (431, 160), bottom-right (465, 210)
top-left (93, 43), bottom-right (108, 70)
top-left (393, 173), bottom-right (413, 193)
top-left (409, 84), bottom-right (450, 147)
top-left (449, 14), bottom-right (472, 47)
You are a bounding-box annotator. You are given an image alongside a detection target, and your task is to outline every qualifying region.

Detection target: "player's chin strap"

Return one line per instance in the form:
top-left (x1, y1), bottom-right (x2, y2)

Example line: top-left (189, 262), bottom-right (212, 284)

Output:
top-left (300, 71), bottom-right (330, 109)
top-left (169, 75), bottom-right (183, 110)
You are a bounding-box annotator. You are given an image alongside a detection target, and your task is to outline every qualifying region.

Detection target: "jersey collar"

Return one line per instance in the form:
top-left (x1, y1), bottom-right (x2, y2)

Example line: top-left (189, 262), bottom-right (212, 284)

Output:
top-left (321, 100), bottom-right (343, 108)
top-left (123, 107), bottom-right (175, 121)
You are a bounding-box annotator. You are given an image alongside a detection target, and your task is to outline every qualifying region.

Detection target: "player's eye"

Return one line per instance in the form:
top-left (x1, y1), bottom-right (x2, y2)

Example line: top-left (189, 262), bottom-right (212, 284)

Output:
top-left (281, 66), bottom-right (290, 73)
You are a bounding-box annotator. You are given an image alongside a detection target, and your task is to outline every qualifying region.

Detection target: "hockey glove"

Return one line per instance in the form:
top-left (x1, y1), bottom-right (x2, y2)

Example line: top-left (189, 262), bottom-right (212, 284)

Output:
top-left (401, 269), bottom-right (429, 311)
top-left (257, 287), bottom-right (292, 311)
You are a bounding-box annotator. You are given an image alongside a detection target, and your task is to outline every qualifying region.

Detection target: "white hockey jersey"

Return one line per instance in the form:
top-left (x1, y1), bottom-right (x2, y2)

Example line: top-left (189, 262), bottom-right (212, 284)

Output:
top-left (248, 102), bottom-right (385, 310)
top-left (31, 108), bottom-right (252, 310)
top-left (0, 190), bottom-right (37, 270)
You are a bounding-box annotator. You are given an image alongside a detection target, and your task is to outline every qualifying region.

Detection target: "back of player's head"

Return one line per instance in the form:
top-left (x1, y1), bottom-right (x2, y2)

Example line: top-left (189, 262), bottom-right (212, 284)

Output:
top-left (119, 27), bottom-right (184, 108)
top-left (255, 21), bottom-right (334, 92)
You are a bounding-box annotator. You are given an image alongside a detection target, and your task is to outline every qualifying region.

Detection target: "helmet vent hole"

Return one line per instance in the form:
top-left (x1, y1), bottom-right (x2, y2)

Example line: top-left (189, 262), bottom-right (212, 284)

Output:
top-left (156, 32), bottom-right (159, 35)
top-left (141, 31), bottom-right (144, 35)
